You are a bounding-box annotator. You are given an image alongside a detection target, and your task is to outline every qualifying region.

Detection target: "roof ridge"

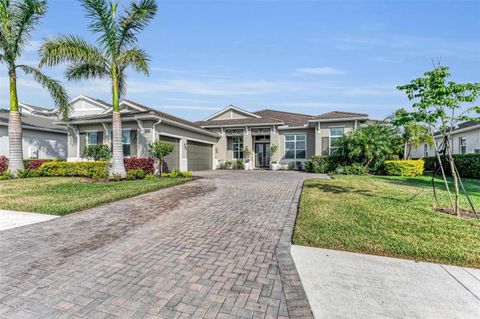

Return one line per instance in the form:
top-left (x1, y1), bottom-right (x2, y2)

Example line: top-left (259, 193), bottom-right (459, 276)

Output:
top-left (254, 108), bottom-right (314, 117)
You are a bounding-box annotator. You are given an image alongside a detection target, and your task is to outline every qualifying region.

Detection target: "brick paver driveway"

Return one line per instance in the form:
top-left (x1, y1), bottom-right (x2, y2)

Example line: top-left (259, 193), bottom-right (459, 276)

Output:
top-left (0, 171), bottom-right (327, 319)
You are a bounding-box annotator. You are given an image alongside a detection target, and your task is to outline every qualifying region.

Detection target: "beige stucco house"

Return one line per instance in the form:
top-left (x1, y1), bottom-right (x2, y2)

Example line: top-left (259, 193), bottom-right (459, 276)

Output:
top-left (59, 96), bottom-right (370, 171)
top-left (196, 105), bottom-right (369, 168)
top-left (410, 121), bottom-right (480, 158)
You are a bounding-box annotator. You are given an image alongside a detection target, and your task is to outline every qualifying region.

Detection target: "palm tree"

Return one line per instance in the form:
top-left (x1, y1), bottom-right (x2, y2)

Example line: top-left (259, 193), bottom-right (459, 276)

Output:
top-left (0, 0), bottom-right (69, 175)
top-left (39, 0), bottom-right (157, 177)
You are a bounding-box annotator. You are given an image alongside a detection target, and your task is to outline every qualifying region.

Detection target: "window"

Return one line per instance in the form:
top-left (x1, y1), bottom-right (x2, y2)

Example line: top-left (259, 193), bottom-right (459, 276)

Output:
top-left (122, 130), bottom-right (131, 156)
top-left (424, 144), bottom-right (429, 157)
top-left (285, 134), bottom-right (306, 159)
top-left (459, 137), bottom-right (467, 154)
top-left (86, 132), bottom-right (98, 145)
top-left (232, 137), bottom-right (243, 159)
top-left (329, 127), bottom-right (344, 155)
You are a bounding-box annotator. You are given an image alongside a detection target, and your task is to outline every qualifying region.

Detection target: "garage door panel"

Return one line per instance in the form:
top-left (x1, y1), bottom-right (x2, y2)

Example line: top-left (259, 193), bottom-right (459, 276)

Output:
top-left (187, 141), bottom-right (211, 171)
top-left (159, 135), bottom-right (179, 172)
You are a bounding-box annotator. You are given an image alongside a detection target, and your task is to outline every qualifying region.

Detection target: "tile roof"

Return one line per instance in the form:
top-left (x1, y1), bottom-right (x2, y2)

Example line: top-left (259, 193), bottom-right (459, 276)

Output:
top-left (195, 116), bottom-right (284, 127)
top-left (311, 111), bottom-right (369, 120)
top-left (253, 109), bottom-right (315, 126)
top-left (0, 109), bottom-right (66, 132)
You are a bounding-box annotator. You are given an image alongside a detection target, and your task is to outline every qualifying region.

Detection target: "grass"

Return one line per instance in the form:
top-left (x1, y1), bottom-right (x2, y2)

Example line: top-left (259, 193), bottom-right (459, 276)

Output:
top-left (293, 174), bottom-right (480, 268)
top-left (0, 177), bottom-right (192, 216)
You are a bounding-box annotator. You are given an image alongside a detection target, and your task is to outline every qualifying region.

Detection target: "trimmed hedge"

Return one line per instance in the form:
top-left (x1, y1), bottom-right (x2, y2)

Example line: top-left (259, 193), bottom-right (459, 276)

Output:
top-left (304, 155), bottom-right (346, 173)
top-left (0, 156), bottom-right (8, 173)
top-left (424, 154), bottom-right (480, 179)
top-left (124, 157), bottom-right (154, 174)
top-left (24, 159), bottom-right (57, 170)
top-left (384, 160), bottom-right (425, 177)
top-left (39, 161), bottom-right (109, 179)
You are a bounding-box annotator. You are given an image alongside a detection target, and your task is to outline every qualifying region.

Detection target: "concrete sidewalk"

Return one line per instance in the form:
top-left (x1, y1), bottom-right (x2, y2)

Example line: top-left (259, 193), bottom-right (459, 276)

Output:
top-left (291, 245), bottom-right (480, 319)
top-left (0, 210), bottom-right (58, 231)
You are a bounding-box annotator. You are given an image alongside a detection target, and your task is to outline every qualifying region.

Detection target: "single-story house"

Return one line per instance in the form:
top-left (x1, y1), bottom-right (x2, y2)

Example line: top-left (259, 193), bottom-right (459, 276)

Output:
top-left (0, 104), bottom-right (68, 159)
top-left (62, 96), bottom-right (219, 171)
top-left (54, 96), bottom-right (370, 171)
top-left (196, 105), bottom-right (369, 168)
top-left (410, 121), bottom-right (480, 158)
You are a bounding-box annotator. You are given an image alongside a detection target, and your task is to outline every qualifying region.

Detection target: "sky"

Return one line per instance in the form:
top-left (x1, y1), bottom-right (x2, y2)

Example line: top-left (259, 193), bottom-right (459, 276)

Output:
top-left (1, 0), bottom-right (479, 121)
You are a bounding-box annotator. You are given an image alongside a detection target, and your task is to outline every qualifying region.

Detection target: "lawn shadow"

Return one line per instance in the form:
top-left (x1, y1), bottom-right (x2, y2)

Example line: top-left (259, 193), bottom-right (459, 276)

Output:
top-left (305, 181), bottom-right (406, 203)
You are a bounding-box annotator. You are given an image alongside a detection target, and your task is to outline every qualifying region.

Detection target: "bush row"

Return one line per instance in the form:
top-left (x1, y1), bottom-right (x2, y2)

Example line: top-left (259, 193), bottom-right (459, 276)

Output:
top-left (0, 156), bottom-right (8, 173)
top-left (124, 157), bottom-right (154, 174)
top-left (39, 161), bottom-right (109, 179)
top-left (383, 160), bottom-right (424, 176)
top-left (424, 154), bottom-right (480, 179)
top-left (218, 160), bottom-right (244, 170)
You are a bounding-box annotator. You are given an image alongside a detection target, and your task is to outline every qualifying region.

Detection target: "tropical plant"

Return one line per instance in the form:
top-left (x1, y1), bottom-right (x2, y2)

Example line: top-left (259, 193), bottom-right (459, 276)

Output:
top-left (39, 0), bottom-right (157, 177)
top-left (397, 65), bottom-right (480, 214)
top-left (83, 144), bottom-right (110, 160)
top-left (338, 124), bottom-right (402, 171)
top-left (269, 144), bottom-right (278, 163)
top-left (242, 146), bottom-right (251, 162)
top-left (0, 0), bottom-right (70, 175)
top-left (148, 140), bottom-right (173, 176)
top-left (390, 108), bottom-right (434, 159)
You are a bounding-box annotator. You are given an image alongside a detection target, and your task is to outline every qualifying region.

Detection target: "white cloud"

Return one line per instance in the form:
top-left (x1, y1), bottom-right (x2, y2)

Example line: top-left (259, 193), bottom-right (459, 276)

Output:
top-left (296, 67), bottom-right (345, 75)
top-left (343, 85), bottom-right (399, 97)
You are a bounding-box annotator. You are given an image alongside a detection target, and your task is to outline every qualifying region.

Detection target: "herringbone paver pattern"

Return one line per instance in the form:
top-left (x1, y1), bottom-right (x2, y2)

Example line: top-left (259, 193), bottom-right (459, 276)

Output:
top-left (0, 171), bottom-right (327, 318)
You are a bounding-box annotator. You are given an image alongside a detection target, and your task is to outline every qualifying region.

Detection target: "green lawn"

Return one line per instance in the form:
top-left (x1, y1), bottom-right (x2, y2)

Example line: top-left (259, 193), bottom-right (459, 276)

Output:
top-left (293, 175), bottom-right (480, 268)
top-left (0, 177), bottom-right (192, 215)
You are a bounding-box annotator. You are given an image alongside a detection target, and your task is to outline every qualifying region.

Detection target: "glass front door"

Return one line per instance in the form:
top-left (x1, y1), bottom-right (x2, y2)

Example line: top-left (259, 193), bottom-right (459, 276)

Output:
top-left (255, 143), bottom-right (270, 168)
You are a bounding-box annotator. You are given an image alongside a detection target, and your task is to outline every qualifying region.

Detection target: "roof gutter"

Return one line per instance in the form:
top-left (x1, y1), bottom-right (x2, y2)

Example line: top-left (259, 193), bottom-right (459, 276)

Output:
top-left (200, 122), bottom-right (283, 128)
top-left (0, 122), bottom-right (66, 134)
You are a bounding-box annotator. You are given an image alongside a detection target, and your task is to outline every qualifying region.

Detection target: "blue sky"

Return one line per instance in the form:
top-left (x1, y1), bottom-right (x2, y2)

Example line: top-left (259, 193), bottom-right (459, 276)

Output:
top-left (1, 0), bottom-right (479, 121)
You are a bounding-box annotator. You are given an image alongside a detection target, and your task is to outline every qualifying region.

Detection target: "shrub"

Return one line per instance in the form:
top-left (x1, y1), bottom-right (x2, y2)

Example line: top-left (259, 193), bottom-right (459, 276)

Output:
top-left (169, 169), bottom-right (180, 178)
top-left (218, 161), bottom-right (232, 169)
top-left (17, 169), bottom-right (42, 178)
top-left (39, 161), bottom-right (108, 178)
top-left (126, 169), bottom-right (145, 180)
top-left (231, 160), bottom-right (244, 170)
top-left (424, 154), bottom-right (480, 179)
top-left (112, 173), bottom-right (122, 182)
top-left (83, 144), bottom-right (111, 161)
top-left (24, 159), bottom-right (57, 170)
top-left (182, 170), bottom-right (193, 178)
top-left (0, 156), bottom-right (8, 173)
top-left (384, 159), bottom-right (425, 177)
top-left (0, 170), bottom-right (11, 180)
top-left (296, 161), bottom-right (304, 171)
top-left (145, 173), bottom-right (157, 180)
top-left (123, 157), bottom-right (155, 174)
top-left (339, 163), bottom-right (369, 175)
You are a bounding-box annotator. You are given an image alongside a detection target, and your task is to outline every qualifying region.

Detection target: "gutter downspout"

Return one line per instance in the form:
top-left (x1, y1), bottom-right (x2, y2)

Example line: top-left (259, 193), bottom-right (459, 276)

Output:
top-left (152, 119), bottom-right (161, 142)
top-left (66, 123), bottom-right (80, 160)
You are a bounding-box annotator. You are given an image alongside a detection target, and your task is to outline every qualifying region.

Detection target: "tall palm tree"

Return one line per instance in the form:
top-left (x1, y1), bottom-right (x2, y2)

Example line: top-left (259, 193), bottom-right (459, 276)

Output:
top-left (0, 0), bottom-right (69, 175)
top-left (39, 0), bottom-right (157, 177)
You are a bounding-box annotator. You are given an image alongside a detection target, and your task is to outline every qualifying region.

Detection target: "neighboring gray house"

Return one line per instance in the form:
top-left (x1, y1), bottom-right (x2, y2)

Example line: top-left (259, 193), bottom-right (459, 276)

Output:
top-left (60, 96), bottom-right (370, 171)
top-left (410, 121), bottom-right (480, 158)
top-left (0, 104), bottom-right (67, 159)
top-left (62, 96), bottom-right (219, 171)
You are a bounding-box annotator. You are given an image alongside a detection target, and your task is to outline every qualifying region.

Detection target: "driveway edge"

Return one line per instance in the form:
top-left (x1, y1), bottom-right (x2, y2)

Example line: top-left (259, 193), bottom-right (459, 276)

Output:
top-left (275, 178), bottom-right (314, 319)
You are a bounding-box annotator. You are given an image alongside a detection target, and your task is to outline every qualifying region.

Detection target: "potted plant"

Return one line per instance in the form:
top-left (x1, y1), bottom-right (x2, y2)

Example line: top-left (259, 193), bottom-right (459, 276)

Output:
top-left (243, 146), bottom-right (253, 170)
top-left (269, 144), bottom-right (280, 171)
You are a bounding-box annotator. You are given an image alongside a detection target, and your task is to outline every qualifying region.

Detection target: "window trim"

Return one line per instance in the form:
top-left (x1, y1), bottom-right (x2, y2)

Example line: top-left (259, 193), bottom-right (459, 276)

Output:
top-left (459, 136), bottom-right (467, 154)
top-left (232, 136), bottom-right (244, 160)
top-left (284, 133), bottom-right (307, 160)
top-left (329, 127), bottom-right (345, 155)
top-left (86, 131), bottom-right (98, 146)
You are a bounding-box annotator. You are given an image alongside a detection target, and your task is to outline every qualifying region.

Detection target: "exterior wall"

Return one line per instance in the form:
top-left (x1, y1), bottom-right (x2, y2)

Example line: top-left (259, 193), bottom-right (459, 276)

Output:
top-left (277, 128), bottom-right (315, 165)
top-left (211, 109), bottom-right (249, 121)
top-left (0, 126), bottom-right (67, 159)
top-left (315, 121), bottom-right (356, 155)
top-left (69, 99), bottom-right (106, 118)
top-left (411, 128), bottom-right (480, 158)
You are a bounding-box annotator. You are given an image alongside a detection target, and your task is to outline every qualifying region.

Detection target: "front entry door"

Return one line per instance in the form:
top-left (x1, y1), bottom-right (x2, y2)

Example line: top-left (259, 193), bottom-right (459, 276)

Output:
top-left (255, 143), bottom-right (270, 168)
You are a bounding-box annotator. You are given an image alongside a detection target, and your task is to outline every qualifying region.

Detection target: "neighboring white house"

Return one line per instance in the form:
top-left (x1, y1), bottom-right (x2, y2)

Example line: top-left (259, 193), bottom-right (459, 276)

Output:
top-left (0, 104), bottom-right (68, 159)
top-left (410, 121), bottom-right (480, 158)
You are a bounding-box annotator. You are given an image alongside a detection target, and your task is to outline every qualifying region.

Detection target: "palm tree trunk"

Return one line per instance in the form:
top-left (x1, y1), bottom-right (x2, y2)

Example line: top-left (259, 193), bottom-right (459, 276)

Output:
top-left (403, 142), bottom-right (408, 160)
top-left (8, 69), bottom-right (24, 176)
top-left (110, 72), bottom-right (126, 177)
